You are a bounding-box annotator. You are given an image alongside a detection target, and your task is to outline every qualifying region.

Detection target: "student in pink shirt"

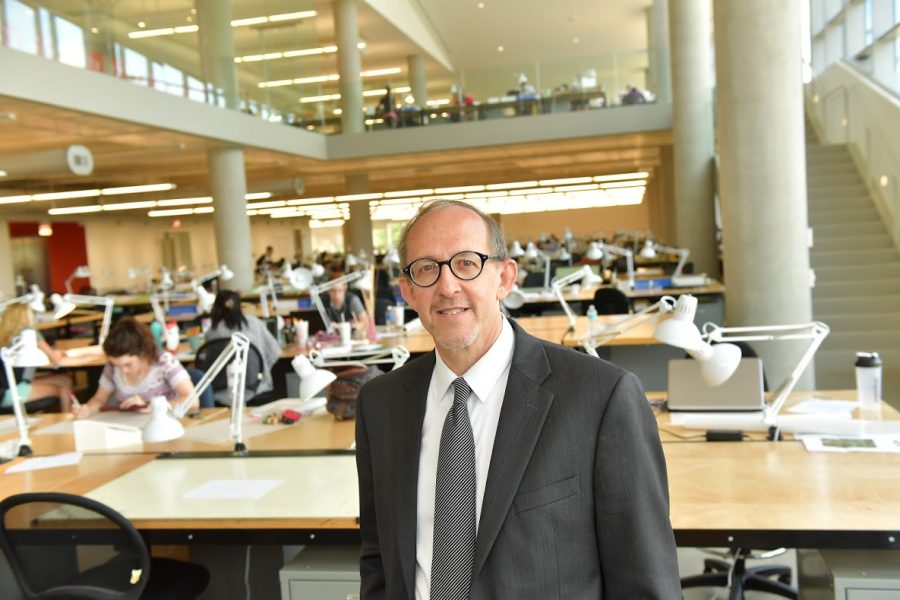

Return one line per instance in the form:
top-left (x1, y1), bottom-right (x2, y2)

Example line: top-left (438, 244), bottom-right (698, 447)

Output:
top-left (72, 316), bottom-right (197, 418)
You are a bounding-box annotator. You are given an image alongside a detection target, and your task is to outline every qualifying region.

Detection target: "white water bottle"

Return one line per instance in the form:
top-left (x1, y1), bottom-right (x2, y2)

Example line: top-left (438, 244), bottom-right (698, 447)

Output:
top-left (164, 321), bottom-right (180, 352)
top-left (855, 352), bottom-right (882, 410)
top-left (586, 304), bottom-right (599, 335)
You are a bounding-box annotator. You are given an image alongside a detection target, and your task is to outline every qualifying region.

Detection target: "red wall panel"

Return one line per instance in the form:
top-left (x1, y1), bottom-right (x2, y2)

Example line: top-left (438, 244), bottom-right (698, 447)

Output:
top-left (8, 222), bottom-right (89, 293)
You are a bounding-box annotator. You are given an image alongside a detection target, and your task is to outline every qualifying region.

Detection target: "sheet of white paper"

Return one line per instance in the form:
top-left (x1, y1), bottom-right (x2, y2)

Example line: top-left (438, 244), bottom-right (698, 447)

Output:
top-left (183, 478), bottom-right (284, 500)
top-left (789, 398), bottom-right (858, 414)
top-left (5, 451), bottom-right (83, 474)
top-left (0, 417), bottom-right (39, 433)
top-left (798, 434), bottom-right (900, 453)
top-left (33, 412), bottom-right (151, 436)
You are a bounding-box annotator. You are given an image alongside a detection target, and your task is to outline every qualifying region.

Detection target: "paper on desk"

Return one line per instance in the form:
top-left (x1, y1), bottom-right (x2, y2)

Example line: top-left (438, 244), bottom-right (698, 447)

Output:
top-left (0, 417), bottom-right (38, 434)
top-left (183, 479), bottom-right (284, 500)
top-left (788, 398), bottom-right (858, 415)
top-left (798, 434), bottom-right (900, 453)
top-left (5, 451), bottom-right (83, 474)
top-left (180, 418), bottom-right (291, 445)
top-left (33, 412), bottom-right (151, 436)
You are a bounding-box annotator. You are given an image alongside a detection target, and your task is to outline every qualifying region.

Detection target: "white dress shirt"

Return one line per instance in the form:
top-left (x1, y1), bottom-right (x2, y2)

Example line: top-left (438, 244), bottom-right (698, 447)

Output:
top-left (414, 318), bottom-right (515, 600)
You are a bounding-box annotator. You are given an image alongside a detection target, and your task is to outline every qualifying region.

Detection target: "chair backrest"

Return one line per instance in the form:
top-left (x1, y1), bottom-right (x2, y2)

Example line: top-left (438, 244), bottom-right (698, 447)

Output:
top-left (0, 492), bottom-right (150, 599)
top-left (590, 287), bottom-right (630, 315)
top-left (194, 338), bottom-right (266, 395)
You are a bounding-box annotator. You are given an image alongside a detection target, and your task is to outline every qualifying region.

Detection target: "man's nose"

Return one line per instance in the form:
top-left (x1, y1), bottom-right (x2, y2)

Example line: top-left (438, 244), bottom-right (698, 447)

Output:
top-left (433, 263), bottom-right (461, 294)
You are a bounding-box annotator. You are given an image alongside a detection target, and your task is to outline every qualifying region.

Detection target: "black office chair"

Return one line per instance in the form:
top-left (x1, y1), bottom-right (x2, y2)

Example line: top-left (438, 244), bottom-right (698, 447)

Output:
top-left (0, 492), bottom-right (209, 599)
top-left (588, 287), bottom-right (629, 315)
top-left (194, 339), bottom-right (276, 407)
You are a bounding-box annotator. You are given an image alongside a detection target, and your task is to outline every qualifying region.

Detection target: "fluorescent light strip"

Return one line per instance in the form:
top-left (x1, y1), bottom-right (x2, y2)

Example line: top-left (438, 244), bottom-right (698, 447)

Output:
top-left (539, 177), bottom-right (593, 186)
top-left (236, 41), bottom-right (365, 63)
top-left (33, 189), bottom-right (100, 201)
top-left (246, 200), bottom-right (286, 209)
top-left (130, 11), bottom-right (315, 39)
top-left (101, 183), bottom-right (176, 195)
top-left (102, 200), bottom-right (157, 211)
top-left (599, 181), bottom-right (647, 189)
top-left (593, 172), bottom-right (649, 182)
top-left (485, 181), bottom-right (537, 191)
top-left (554, 183), bottom-right (600, 193)
top-left (260, 66), bottom-right (401, 89)
top-left (156, 196), bottom-right (212, 207)
top-left (245, 192), bottom-right (273, 200)
top-left (48, 205), bottom-right (102, 215)
top-left (0, 195), bottom-right (32, 204)
top-left (287, 197), bottom-right (335, 206)
top-left (335, 193), bottom-right (383, 202)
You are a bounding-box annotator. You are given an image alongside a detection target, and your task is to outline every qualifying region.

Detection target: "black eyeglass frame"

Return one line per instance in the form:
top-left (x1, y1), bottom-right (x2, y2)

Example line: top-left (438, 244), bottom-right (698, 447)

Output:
top-left (401, 250), bottom-right (506, 288)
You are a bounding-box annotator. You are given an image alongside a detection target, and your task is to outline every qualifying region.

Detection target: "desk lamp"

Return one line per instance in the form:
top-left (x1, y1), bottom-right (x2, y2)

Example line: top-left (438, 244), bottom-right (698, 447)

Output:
top-left (509, 240), bottom-right (525, 258)
top-left (640, 240), bottom-right (705, 287)
top-left (144, 332), bottom-right (250, 451)
top-left (190, 265), bottom-right (234, 314)
top-left (65, 266), bottom-right (91, 294)
top-left (585, 242), bottom-right (604, 261)
top-left (50, 293), bottom-right (115, 345)
top-left (581, 295), bottom-right (677, 357)
top-left (0, 285), bottom-right (46, 314)
top-left (309, 270), bottom-right (367, 331)
top-left (524, 242), bottom-right (539, 260)
top-left (597, 243), bottom-right (635, 290)
top-left (670, 321), bottom-right (832, 436)
top-left (127, 266), bottom-right (151, 293)
top-left (653, 295), bottom-right (742, 386)
top-left (309, 345), bottom-right (410, 371)
top-left (291, 355), bottom-right (338, 403)
top-left (284, 263), bottom-right (314, 292)
top-left (502, 286), bottom-right (528, 310)
top-left (552, 265), bottom-right (605, 334)
top-left (159, 268), bottom-right (175, 290)
top-left (1, 329), bottom-right (49, 456)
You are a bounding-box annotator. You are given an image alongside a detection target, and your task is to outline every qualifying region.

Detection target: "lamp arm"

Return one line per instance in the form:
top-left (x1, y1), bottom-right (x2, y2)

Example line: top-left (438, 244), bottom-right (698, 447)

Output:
top-left (309, 270), bottom-right (366, 331)
top-left (553, 283), bottom-right (579, 332)
top-left (63, 294), bottom-right (116, 344)
top-left (310, 345), bottom-right (410, 370)
top-left (266, 272), bottom-right (279, 305)
top-left (600, 244), bottom-right (635, 288)
top-left (0, 346), bottom-right (32, 456)
top-left (189, 266), bottom-right (229, 290)
top-left (172, 333), bottom-right (250, 422)
top-left (702, 322), bottom-right (831, 423)
top-left (581, 296), bottom-right (676, 352)
top-left (257, 287), bottom-right (272, 319)
top-left (0, 293), bottom-right (36, 313)
top-left (543, 254), bottom-right (552, 290)
top-left (149, 295), bottom-right (166, 325)
top-left (650, 245), bottom-right (691, 278)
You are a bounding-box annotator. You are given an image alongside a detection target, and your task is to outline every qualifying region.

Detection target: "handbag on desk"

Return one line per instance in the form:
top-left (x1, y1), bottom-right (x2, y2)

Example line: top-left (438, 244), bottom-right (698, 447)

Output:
top-left (327, 366), bottom-right (382, 420)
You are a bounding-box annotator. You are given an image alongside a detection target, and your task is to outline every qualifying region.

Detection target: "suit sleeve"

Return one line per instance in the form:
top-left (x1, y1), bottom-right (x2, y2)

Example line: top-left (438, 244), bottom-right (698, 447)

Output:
top-left (593, 371), bottom-right (681, 598)
top-left (355, 387), bottom-right (386, 599)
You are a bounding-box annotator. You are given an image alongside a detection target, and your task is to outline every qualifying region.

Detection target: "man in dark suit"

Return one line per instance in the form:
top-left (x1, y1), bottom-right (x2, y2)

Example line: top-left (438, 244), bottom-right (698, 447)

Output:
top-left (356, 200), bottom-right (680, 599)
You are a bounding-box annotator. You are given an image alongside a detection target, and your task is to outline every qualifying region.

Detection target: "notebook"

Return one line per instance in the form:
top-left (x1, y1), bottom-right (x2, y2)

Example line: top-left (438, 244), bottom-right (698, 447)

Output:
top-left (667, 358), bottom-right (765, 412)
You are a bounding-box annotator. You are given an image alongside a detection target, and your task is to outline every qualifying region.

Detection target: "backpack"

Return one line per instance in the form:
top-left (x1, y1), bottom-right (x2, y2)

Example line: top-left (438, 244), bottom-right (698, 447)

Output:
top-left (326, 366), bottom-right (382, 420)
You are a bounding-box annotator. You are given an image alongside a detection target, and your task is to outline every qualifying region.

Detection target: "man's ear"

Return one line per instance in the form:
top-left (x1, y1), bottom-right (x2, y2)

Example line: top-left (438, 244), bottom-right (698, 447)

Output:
top-left (496, 259), bottom-right (518, 300)
top-left (398, 276), bottom-right (416, 308)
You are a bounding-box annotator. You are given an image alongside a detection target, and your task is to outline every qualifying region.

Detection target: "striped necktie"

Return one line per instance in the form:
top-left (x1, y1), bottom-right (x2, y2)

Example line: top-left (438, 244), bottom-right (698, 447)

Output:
top-left (431, 377), bottom-right (477, 600)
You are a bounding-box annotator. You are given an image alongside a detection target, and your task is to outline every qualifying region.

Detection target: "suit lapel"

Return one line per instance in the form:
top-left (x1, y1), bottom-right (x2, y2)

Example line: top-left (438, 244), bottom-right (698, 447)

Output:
top-left (393, 352), bottom-right (434, 598)
top-left (472, 322), bottom-right (554, 576)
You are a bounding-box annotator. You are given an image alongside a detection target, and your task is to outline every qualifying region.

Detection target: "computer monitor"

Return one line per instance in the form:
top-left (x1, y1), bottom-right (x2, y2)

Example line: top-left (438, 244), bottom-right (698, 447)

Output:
top-left (667, 358), bottom-right (765, 412)
top-left (554, 264), bottom-right (600, 280)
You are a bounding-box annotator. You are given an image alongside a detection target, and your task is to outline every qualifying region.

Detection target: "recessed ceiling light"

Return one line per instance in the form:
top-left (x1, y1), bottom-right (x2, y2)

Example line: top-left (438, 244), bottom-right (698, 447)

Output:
top-left (90, 27), bottom-right (99, 34)
top-left (497, 45), bottom-right (504, 52)
top-left (0, 170), bottom-right (7, 177)
top-left (572, 37), bottom-right (579, 44)
top-left (137, 21), bottom-right (145, 28)
top-left (477, 2), bottom-right (485, 8)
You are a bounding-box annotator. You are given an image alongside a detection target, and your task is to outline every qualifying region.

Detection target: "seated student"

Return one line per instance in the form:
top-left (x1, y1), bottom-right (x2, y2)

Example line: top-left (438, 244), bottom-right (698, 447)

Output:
top-left (72, 316), bottom-right (196, 418)
top-left (204, 290), bottom-right (281, 405)
top-left (0, 303), bottom-right (76, 412)
top-left (320, 272), bottom-right (369, 335)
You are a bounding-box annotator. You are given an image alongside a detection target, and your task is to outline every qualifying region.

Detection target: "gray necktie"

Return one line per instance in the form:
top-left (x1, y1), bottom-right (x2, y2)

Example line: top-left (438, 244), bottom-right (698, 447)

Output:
top-left (431, 377), bottom-right (477, 600)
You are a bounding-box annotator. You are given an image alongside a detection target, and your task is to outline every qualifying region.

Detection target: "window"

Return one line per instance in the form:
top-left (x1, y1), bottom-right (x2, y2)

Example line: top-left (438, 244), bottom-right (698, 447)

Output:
top-left (6, 0), bottom-right (37, 55)
top-left (55, 15), bottom-right (85, 68)
top-left (864, 0), bottom-right (874, 45)
top-left (123, 47), bottom-right (149, 85)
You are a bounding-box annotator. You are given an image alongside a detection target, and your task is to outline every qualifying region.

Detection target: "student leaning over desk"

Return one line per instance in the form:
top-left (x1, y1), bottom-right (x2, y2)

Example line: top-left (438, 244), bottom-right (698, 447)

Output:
top-left (72, 316), bottom-right (197, 418)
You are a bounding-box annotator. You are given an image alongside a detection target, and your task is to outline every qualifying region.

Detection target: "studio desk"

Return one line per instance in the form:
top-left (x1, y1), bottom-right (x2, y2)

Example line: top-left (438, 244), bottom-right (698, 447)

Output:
top-left (1, 392), bottom-right (898, 551)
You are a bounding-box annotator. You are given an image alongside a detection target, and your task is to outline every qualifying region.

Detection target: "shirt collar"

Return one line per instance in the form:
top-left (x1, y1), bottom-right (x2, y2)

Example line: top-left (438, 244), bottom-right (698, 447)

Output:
top-left (432, 317), bottom-right (515, 404)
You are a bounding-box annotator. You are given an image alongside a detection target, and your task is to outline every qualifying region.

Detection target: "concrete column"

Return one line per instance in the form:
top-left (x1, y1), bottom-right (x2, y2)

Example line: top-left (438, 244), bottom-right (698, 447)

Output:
top-left (646, 0), bottom-right (672, 102)
top-left (294, 217), bottom-right (313, 264)
top-left (0, 221), bottom-right (14, 297)
top-left (333, 0), bottom-right (364, 133)
top-left (195, 0), bottom-right (253, 292)
top-left (342, 174), bottom-right (373, 257)
top-left (669, 0), bottom-right (717, 277)
top-left (196, 0), bottom-right (239, 109)
top-left (407, 54), bottom-right (428, 107)
top-left (209, 148), bottom-right (253, 292)
top-left (84, 2), bottom-right (115, 74)
top-left (714, 0), bottom-right (813, 388)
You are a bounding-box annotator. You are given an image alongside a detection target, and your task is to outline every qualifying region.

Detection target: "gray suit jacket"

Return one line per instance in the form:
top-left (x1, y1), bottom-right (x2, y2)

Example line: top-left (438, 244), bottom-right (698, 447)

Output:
top-left (355, 319), bottom-right (681, 599)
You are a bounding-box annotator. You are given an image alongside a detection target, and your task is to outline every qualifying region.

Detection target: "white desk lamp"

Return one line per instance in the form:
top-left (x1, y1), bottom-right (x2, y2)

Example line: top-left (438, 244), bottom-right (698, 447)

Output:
top-left (509, 240), bottom-right (525, 258)
top-left (0, 285), bottom-right (47, 314)
top-left (291, 355), bottom-right (338, 403)
top-left (284, 263), bottom-right (313, 291)
top-left (676, 321), bottom-right (831, 435)
top-left (1, 330), bottom-right (49, 456)
top-left (581, 295), bottom-right (677, 357)
top-left (64, 266), bottom-right (91, 294)
top-left (50, 293), bottom-right (115, 345)
top-left (640, 240), bottom-right (704, 287)
top-left (310, 270), bottom-right (367, 331)
top-left (524, 242), bottom-right (539, 260)
top-left (597, 243), bottom-right (635, 290)
top-left (309, 345), bottom-right (410, 371)
top-left (190, 265), bottom-right (234, 314)
top-left (144, 332), bottom-right (250, 452)
top-left (585, 242), bottom-right (604, 261)
top-left (652, 294), bottom-right (742, 385)
top-left (552, 265), bottom-right (605, 333)
top-left (310, 263), bottom-right (326, 279)
top-left (502, 286), bottom-right (528, 310)
top-left (159, 268), bottom-right (174, 290)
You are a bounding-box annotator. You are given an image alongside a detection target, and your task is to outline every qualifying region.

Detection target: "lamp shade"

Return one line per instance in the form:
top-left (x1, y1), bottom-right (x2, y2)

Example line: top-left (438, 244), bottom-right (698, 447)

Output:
top-left (580, 266), bottom-right (604, 287)
top-left (524, 242), bottom-right (539, 259)
top-left (585, 242), bottom-right (603, 260)
top-left (311, 263), bottom-right (326, 278)
top-left (502, 286), bottom-right (527, 309)
top-left (50, 293), bottom-right (77, 320)
top-left (72, 265), bottom-right (91, 279)
top-left (142, 396), bottom-right (185, 442)
top-left (509, 240), bottom-right (525, 258)
top-left (653, 295), bottom-right (704, 351)
top-left (196, 286), bottom-right (216, 314)
top-left (219, 265), bottom-right (234, 280)
top-left (557, 247), bottom-right (572, 261)
top-left (292, 355), bottom-right (337, 401)
top-left (563, 227), bottom-right (574, 242)
top-left (640, 240), bottom-right (657, 259)
top-left (159, 269), bottom-right (174, 289)
top-left (7, 330), bottom-right (50, 367)
top-left (287, 265), bottom-right (313, 290)
top-left (26, 285), bottom-right (45, 313)
top-left (699, 343), bottom-right (743, 386)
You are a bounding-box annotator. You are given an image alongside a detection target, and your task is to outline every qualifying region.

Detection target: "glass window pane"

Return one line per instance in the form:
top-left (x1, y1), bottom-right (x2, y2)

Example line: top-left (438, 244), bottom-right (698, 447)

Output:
top-left (55, 16), bottom-right (85, 68)
top-left (123, 47), bottom-right (148, 86)
top-left (38, 8), bottom-right (53, 59)
top-left (6, 0), bottom-right (37, 55)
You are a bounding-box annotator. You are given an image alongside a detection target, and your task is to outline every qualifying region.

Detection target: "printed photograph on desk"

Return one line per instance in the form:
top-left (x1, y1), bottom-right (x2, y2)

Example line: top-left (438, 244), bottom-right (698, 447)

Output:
top-left (798, 434), bottom-right (900, 453)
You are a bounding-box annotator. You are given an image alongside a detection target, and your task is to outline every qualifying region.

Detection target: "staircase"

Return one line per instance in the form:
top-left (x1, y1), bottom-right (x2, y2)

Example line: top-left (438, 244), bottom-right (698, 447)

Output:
top-left (806, 126), bottom-right (900, 405)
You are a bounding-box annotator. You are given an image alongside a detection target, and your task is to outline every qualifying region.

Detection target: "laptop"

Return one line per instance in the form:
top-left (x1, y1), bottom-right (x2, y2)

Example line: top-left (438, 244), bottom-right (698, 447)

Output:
top-left (666, 358), bottom-right (765, 412)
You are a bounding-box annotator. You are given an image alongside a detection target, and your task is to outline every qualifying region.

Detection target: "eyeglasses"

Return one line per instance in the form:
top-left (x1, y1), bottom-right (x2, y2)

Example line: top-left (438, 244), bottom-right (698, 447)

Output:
top-left (402, 250), bottom-right (504, 288)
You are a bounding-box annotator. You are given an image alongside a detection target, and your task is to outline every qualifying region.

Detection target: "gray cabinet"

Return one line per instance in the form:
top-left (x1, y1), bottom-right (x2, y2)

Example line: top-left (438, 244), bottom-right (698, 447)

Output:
top-left (280, 545), bottom-right (360, 600)
top-left (798, 550), bottom-right (900, 599)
